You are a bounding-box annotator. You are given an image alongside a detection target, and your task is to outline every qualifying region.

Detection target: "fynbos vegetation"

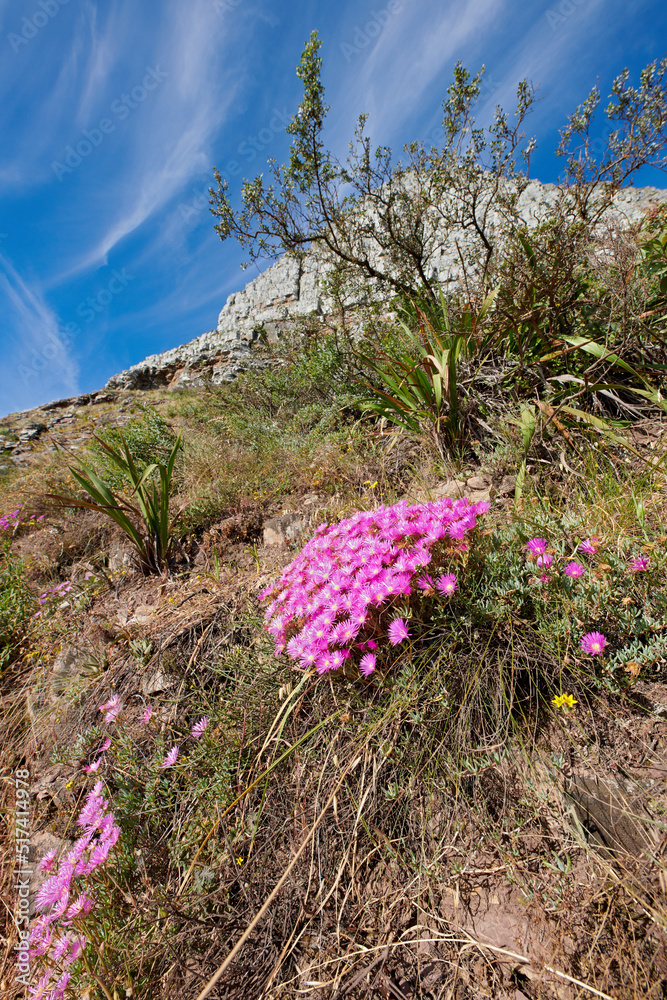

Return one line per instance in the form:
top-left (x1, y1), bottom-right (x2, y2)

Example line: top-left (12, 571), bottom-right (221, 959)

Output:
top-left (2, 34), bottom-right (667, 1000)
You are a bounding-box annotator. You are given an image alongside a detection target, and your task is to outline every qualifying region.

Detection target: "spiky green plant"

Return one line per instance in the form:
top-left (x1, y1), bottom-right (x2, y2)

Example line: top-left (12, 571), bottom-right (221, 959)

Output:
top-left (350, 288), bottom-right (497, 462)
top-left (49, 433), bottom-right (184, 574)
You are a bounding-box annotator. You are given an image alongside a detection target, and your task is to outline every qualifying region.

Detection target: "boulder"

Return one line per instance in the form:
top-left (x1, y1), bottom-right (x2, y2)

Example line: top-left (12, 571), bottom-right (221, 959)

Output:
top-left (263, 511), bottom-right (309, 548)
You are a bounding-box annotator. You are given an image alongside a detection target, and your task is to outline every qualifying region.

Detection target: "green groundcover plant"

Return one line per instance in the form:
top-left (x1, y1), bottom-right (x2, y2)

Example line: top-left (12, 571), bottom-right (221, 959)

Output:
top-left (0, 518), bottom-right (37, 670)
top-left (258, 495), bottom-right (666, 690)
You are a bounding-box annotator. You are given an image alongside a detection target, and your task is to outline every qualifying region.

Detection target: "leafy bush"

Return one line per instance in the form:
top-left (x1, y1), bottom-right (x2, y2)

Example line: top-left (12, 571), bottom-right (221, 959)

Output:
top-left (212, 31), bottom-right (667, 313)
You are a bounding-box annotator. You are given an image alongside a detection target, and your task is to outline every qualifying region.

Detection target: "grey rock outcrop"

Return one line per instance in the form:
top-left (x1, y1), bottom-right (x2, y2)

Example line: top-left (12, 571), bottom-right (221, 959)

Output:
top-left (105, 180), bottom-right (667, 392)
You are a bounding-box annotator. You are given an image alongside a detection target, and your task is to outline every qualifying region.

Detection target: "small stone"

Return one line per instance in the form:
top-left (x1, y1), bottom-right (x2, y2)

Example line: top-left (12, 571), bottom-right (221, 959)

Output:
top-left (466, 475), bottom-right (490, 490)
top-left (497, 475), bottom-right (517, 496)
top-left (263, 512), bottom-right (307, 547)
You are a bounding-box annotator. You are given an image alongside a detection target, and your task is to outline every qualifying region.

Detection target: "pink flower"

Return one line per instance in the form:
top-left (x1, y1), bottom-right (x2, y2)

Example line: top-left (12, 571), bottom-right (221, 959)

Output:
top-left (82, 758), bottom-right (101, 774)
top-left (536, 552), bottom-right (553, 569)
top-left (563, 562), bottom-right (584, 578)
top-left (416, 573), bottom-right (435, 591)
top-left (579, 539), bottom-right (598, 555)
top-left (298, 649), bottom-right (319, 669)
top-left (97, 738), bottom-right (111, 755)
top-left (34, 872), bottom-right (70, 912)
top-left (538, 574), bottom-right (552, 584)
top-left (628, 555), bottom-right (649, 572)
top-left (435, 573), bottom-right (457, 597)
top-left (387, 618), bottom-right (410, 646)
top-left (140, 706), bottom-right (153, 723)
top-left (70, 832), bottom-right (93, 861)
top-left (287, 634), bottom-right (307, 658)
top-left (359, 653), bottom-right (376, 677)
top-left (37, 848), bottom-right (57, 873)
top-left (161, 746), bottom-right (179, 768)
top-left (333, 618), bottom-right (360, 644)
top-left (63, 934), bottom-right (86, 965)
top-left (27, 969), bottom-right (52, 999)
top-left (191, 717), bottom-right (209, 739)
top-left (526, 537), bottom-right (547, 555)
top-left (330, 650), bottom-right (345, 669)
top-left (88, 842), bottom-right (111, 868)
top-left (49, 932), bottom-right (73, 962)
top-left (77, 783), bottom-right (105, 829)
top-left (28, 922), bottom-right (54, 960)
top-left (99, 694), bottom-right (120, 724)
top-left (580, 631), bottom-right (608, 656)
top-left (49, 970), bottom-right (71, 1000)
top-left (316, 652), bottom-right (335, 674)
top-left (63, 894), bottom-right (94, 924)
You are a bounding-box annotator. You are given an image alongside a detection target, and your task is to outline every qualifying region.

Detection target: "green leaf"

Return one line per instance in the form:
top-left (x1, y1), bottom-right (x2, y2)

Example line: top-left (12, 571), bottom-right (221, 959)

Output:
top-left (559, 335), bottom-right (641, 376)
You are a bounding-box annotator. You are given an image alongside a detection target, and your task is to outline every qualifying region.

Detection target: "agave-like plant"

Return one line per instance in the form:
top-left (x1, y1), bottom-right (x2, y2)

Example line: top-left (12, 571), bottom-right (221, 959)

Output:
top-left (49, 433), bottom-right (185, 574)
top-left (350, 288), bottom-right (498, 463)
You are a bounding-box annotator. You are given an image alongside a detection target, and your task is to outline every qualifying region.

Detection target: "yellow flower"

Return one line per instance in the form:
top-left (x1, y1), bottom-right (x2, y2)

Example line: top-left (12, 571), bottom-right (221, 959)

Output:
top-left (236, 856), bottom-right (244, 866)
top-left (552, 693), bottom-right (577, 710)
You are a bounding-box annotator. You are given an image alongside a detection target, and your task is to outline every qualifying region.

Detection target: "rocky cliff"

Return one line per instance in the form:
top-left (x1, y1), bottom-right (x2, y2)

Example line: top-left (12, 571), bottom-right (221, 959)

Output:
top-left (105, 179), bottom-right (667, 392)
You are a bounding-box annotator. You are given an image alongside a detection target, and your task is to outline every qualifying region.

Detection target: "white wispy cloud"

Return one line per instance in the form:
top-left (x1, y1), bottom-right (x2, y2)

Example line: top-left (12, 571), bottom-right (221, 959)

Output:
top-left (329, 0), bottom-right (507, 150)
top-left (0, 254), bottom-right (78, 413)
top-left (51, 0), bottom-right (242, 279)
top-left (73, 0), bottom-right (120, 128)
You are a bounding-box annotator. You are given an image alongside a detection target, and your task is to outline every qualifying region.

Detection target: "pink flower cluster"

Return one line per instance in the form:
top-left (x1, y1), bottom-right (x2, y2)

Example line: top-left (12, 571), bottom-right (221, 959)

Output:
top-left (37, 581), bottom-right (73, 606)
top-left (0, 506), bottom-right (22, 531)
top-left (28, 782), bottom-right (121, 1000)
top-left (33, 575), bottom-right (96, 619)
top-left (524, 536), bottom-right (650, 583)
top-left (258, 496), bottom-right (488, 678)
top-left (0, 503), bottom-right (45, 532)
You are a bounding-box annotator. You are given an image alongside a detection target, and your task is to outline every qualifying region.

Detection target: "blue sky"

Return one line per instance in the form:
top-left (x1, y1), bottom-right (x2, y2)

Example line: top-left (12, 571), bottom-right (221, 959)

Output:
top-left (0, 0), bottom-right (665, 416)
